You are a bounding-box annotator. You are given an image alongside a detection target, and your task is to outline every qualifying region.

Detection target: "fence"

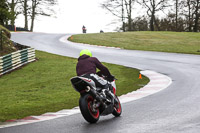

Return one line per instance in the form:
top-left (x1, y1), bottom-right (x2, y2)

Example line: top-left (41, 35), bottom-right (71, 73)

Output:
top-left (0, 48), bottom-right (35, 76)
top-left (5, 25), bottom-right (29, 32)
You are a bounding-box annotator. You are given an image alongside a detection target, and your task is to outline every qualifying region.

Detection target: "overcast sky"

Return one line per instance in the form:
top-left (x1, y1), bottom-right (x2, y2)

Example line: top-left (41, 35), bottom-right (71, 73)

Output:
top-left (15, 0), bottom-right (121, 33)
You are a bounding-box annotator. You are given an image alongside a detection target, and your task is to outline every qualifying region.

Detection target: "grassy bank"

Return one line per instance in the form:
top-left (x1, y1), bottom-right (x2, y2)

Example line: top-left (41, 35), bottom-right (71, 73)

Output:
top-left (69, 31), bottom-right (200, 55)
top-left (0, 51), bottom-right (149, 122)
top-left (0, 25), bottom-right (17, 56)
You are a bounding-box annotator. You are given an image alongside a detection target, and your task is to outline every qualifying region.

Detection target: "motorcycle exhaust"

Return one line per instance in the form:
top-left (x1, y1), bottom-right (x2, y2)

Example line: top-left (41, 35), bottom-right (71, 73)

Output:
top-left (86, 86), bottom-right (101, 101)
top-left (86, 86), bottom-right (91, 92)
top-left (86, 86), bottom-right (106, 108)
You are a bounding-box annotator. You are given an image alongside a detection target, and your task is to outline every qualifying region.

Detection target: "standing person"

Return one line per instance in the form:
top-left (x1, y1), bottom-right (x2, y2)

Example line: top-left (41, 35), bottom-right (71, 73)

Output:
top-left (82, 25), bottom-right (86, 33)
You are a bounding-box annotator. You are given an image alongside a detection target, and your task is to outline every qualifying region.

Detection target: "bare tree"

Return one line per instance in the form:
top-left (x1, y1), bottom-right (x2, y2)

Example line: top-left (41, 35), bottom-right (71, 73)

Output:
top-left (30, 0), bottom-right (36, 31)
top-left (30, 0), bottom-right (57, 31)
top-left (175, 0), bottom-right (178, 31)
top-left (124, 0), bottom-right (135, 31)
top-left (181, 0), bottom-right (200, 32)
top-left (102, 0), bottom-right (126, 31)
top-left (102, 0), bottom-right (135, 31)
top-left (21, 0), bottom-right (30, 30)
top-left (137, 0), bottom-right (170, 31)
top-left (7, 0), bottom-right (21, 26)
top-left (158, 12), bottom-right (187, 31)
top-left (132, 15), bottom-right (149, 31)
top-left (172, 0), bottom-right (183, 31)
top-left (181, 0), bottom-right (194, 31)
top-left (193, 0), bottom-right (200, 32)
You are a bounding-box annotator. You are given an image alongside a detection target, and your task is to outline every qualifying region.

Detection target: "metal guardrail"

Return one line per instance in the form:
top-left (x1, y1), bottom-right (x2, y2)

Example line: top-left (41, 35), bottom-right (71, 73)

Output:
top-left (0, 48), bottom-right (36, 76)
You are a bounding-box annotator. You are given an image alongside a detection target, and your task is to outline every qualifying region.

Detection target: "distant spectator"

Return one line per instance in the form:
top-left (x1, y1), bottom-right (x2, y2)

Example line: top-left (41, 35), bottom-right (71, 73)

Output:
top-left (82, 25), bottom-right (86, 33)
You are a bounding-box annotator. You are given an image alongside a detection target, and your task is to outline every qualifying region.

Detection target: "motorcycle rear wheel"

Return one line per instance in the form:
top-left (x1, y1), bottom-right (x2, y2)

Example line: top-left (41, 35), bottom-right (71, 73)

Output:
top-left (79, 94), bottom-right (100, 123)
top-left (112, 96), bottom-right (122, 117)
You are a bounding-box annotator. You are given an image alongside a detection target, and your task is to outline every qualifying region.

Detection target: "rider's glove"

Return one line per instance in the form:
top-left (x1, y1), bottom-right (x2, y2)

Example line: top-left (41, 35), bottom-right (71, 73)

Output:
top-left (107, 75), bottom-right (115, 82)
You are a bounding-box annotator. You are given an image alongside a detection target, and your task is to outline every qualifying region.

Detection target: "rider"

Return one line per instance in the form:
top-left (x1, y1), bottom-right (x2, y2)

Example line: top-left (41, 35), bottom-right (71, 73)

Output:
top-left (76, 49), bottom-right (115, 99)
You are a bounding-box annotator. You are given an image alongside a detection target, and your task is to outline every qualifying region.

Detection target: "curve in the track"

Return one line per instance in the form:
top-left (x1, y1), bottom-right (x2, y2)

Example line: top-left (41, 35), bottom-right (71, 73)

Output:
top-left (1, 33), bottom-right (200, 133)
top-left (0, 70), bottom-right (171, 129)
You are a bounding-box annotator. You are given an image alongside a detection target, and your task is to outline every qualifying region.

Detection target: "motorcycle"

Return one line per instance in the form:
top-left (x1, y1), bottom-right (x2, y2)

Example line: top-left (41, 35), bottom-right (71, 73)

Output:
top-left (70, 74), bottom-right (122, 123)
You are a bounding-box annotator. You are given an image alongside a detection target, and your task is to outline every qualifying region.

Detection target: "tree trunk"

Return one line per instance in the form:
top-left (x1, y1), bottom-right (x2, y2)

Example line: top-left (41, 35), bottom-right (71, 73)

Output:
top-left (154, 16), bottom-right (160, 31)
top-left (150, 0), bottom-right (156, 31)
top-left (187, 0), bottom-right (192, 32)
top-left (24, 0), bottom-right (28, 30)
top-left (150, 11), bottom-right (155, 31)
top-left (122, 0), bottom-right (125, 32)
top-left (30, 0), bottom-right (36, 31)
top-left (127, 0), bottom-right (132, 31)
top-left (193, 0), bottom-right (200, 32)
top-left (128, 15), bottom-right (132, 31)
top-left (175, 0), bottom-right (178, 31)
top-left (10, 0), bottom-right (15, 26)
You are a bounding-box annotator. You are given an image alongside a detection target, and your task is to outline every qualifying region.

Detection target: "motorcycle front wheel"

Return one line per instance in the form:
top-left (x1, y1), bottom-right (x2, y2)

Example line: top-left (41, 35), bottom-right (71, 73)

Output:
top-left (112, 96), bottom-right (122, 117)
top-left (79, 94), bottom-right (100, 123)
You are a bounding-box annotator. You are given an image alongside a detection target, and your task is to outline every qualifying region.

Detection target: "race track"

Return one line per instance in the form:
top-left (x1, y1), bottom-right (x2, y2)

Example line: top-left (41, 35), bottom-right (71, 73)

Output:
top-left (1, 32), bottom-right (200, 133)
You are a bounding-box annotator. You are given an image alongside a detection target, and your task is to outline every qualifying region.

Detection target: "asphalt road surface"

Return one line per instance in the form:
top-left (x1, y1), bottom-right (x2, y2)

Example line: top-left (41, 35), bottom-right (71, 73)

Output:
top-left (1, 33), bottom-right (200, 133)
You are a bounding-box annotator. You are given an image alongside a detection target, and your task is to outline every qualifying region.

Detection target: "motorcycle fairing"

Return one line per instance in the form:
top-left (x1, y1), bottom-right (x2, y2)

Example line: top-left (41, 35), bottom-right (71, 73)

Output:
top-left (71, 76), bottom-right (96, 92)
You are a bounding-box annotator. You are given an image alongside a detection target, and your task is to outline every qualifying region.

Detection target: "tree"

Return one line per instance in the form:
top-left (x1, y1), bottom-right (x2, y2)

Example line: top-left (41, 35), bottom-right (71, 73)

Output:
top-left (124, 0), bottom-right (135, 31)
top-left (193, 0), bottom-right (200, 32)
top-left (7, 0), bottom-right (21, 26)
top-left (0, 0), bottom-right (11, 26)
top-left (175, 0), bottom-right (181, 31)
top-left (182, 0), bottom-right (194, 31)
top-left (171, 0), bottom-right (185, 31)
top-left (158, 12), bottom-right (186, 31)
top-left (102, 0), bottom-right (135, 31)
top-left (132, 15), bottom-right (149, 31)
top-left (181, 0), bottom-right (200, 32)
top-left (175, 0), bottom-right (178, 30)
top-left (102, 0), bottom-right (126, 31)
top-left (137, 0), bottom-right (170, 31)
top-left (30, 0), bottom-right (57, 31)
top-left (30, 0), bottom-right (36, 31)
top-left (20, 0), bottom-right (30, 30)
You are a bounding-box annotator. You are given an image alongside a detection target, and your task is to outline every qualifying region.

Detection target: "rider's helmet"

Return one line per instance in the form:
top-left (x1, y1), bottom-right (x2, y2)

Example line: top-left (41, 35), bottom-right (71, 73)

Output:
top-left (80, 49), bottom-right (92, 57)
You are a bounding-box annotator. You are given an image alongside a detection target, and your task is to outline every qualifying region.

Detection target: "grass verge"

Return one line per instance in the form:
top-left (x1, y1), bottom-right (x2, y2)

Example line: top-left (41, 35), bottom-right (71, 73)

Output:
top-left (0, 51), bottom-right (149, 122)
top-left (69, 31), bottom-right (200, 55)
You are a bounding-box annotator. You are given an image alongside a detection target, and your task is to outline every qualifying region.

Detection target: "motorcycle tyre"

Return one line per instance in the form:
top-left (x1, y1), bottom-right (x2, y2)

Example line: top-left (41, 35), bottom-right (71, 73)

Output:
top-left (79, 94), bottom-right (100, 123)
top-left (112, 96), bottom-right (122, 117)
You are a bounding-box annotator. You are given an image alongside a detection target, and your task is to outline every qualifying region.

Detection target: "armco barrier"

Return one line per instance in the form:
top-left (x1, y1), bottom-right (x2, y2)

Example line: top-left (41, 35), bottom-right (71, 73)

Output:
top-left (0, 48), bottom-right (36, 76)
